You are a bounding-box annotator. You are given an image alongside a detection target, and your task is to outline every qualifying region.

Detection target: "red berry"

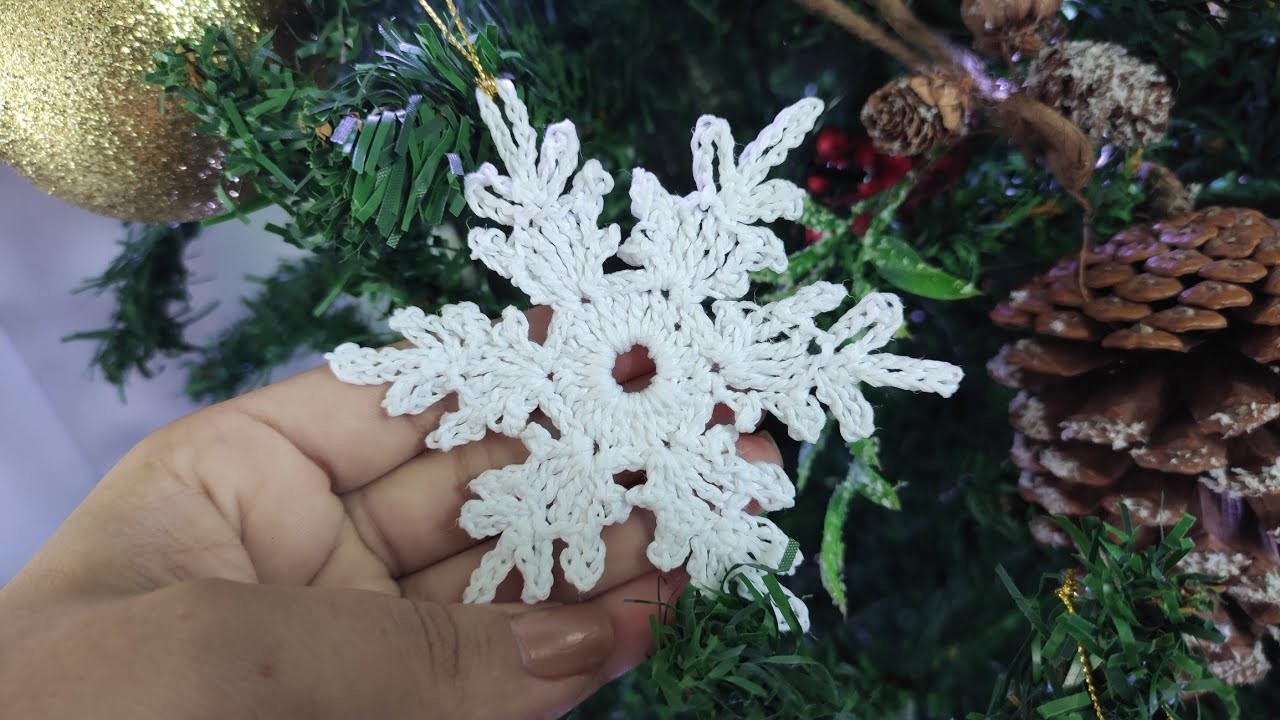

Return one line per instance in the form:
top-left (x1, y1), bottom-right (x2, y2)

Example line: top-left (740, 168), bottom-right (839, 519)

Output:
top-left (877, 154), bottom-right (915, 179)
top-left (814, 128), bottom-right (851, 162)
top-left (850, 213), bottom-right (871, 236)
top-left (865, 174), bottom-right (897, 196)
top-left (804, 227), bottom-right (827, 245)
top-left (806, 174), bottom-right (830, 194)
top-left (853, 141), bottom-right (878, 171)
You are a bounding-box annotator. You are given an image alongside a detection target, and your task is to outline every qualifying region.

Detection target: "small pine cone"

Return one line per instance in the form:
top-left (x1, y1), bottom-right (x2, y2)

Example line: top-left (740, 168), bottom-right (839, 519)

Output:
top-left (1138, 162), bottom-right (1196, 220)
top-left (961, 0), bottom-right (1062, 58)
top-left (1025, 40), bottom-right (1173, 149)
top-left (862, 74), bottom-right (971, 157)
top-left (991, 206), bottom-right (1280, 684)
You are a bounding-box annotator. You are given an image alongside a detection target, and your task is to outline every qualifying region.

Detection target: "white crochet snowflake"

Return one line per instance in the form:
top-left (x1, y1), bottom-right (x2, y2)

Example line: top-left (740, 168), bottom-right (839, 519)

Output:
top-left (327, 80), bottom-right (962, 626)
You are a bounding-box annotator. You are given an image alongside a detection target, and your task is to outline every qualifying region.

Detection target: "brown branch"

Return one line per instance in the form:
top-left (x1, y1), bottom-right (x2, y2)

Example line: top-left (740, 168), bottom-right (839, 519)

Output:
top-left (996, 94), bottom-right (1099, 295)
top-left (995, 94), bottom-right (1095, 196)
top-left (871, 0), bottom-right (959, 70)
top-left (792, 0), bottom-right (928, 71)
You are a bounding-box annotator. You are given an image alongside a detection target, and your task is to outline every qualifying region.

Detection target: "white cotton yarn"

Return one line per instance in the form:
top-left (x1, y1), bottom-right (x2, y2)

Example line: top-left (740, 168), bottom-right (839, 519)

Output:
top-left (327, 80), bottom-right (963, 628)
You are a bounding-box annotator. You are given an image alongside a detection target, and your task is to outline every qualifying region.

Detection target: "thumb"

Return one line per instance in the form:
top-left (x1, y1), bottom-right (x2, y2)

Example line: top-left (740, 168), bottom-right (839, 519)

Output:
top-left (139, 580), bottom-right (622, 720)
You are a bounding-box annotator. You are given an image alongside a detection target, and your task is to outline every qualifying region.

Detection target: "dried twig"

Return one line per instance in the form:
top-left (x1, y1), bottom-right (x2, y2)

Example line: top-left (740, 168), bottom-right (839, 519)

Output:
top-left (995, 93), bottom-right (1097, 292)
top-left (871, 0), bottom-right (958, 69)
top-left (996, 94), bottom-right (1095, 197)
top-left (792, 0), bottom-right (928, 70)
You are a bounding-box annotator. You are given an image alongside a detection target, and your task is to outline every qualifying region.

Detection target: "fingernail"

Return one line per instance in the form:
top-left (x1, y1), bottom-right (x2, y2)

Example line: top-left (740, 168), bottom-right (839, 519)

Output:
top-left (509, 605), bottom-right (614, 679)
top-left (759, 430), bottom-right (780, 456)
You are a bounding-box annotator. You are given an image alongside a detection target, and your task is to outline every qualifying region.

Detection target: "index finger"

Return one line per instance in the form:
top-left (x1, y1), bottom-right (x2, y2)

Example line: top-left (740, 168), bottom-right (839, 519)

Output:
top-left (227, 306), bottom-right (651, 491)
top-left (227, 307), bottom-right (554, 490)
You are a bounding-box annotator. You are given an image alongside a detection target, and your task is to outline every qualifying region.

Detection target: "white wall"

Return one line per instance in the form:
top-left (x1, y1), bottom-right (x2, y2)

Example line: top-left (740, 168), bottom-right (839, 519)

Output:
top-left (0, 165), bottom-right (305, 582)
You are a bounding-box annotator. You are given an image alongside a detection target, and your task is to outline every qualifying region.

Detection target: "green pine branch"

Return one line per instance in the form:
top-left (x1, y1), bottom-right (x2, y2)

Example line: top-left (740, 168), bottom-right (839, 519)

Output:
top-left (983, 514), bottom-right (1238, 720)
top-left (64, 222), bottom-right (208, 389)
top-left (572, 564), bottom-right (865, 720)
top-left (183, 256), bottom-right (379, 401)
top-left (146, 14), bottom-right (502, 255)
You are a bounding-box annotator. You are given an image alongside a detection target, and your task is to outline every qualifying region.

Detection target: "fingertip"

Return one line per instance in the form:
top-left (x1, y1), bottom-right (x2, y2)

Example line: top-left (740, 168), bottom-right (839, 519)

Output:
top-left (659, 567), bottom-right (690, 605)
top-left (709, 402), bottom-right (736, 426)
top-left (611, 345), bottom-right (658, 383)
top-left (527, 306), bottom-right (553, 343)
top-left (592, 569), bottom-right (690, 681)
top-left (736, 431), bottom-right (782, 465)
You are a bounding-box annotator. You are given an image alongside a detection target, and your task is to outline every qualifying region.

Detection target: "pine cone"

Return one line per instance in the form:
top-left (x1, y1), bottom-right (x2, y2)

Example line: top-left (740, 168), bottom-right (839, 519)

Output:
top-left (990, 207), bottom-right (1280, 684)
top-left (1138, 162), bottom-right (1196, 220)
top-left (961, 0), bottom-right (1062, 58)
top-left (1024, 40), bottom-right (1173, 149)
top-left (861, 74), bottom-right (971, 157)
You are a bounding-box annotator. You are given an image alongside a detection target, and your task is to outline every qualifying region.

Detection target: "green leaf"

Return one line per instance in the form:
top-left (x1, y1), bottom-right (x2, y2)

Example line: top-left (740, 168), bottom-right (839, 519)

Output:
top-left (785, 240), bottom-right (835, 283)
top-left (354, 113), bottom-right (397, 174)
top-left (845, 444), bottom-right (899, 510)
top-left (310, 265), bottom-right (353, 318)
top-left (865, 235), bottom-right (981, 301)
top-left (353, 166), bottom-right (393, 223)
top-left (757, 655), bottom-right (820, 666)
top-left (1167, 514), bottom-right (1196, 545)
top-left (394, 97), bottom-right (423, 156)
top-left (1041, 620), bottom-right (1070, 661)
top-left (819, 474), bottom-right (857, 616)
top-left (349, 114), bottom-right (381, 174)
top-left (412, 127), bottom-right (456, 220)
top-left (1035, 692), bottom-right (1093, 717)
top-left (761, 574), bottom-right (803, 635)
top-left (997, 564), bottom-right (1049, 637)
top-left (376, 156), bottom-right (410, 240)
top-left (723, 675), bottom-right (769, 698)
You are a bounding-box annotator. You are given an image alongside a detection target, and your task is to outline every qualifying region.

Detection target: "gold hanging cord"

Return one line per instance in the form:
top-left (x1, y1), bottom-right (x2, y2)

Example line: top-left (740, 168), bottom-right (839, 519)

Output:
top-left (1056, 570), bottom-right (1105, 720)
top-left (417, 0), bottom-right (498, 96)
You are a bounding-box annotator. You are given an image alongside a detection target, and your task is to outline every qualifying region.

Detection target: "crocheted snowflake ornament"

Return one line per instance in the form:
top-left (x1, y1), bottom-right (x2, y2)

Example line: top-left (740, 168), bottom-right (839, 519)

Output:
top-left (327, 80), bottom-right (963, 627)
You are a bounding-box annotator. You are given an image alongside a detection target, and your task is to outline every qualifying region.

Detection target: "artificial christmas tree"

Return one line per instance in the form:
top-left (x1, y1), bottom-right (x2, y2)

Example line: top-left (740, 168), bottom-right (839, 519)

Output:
top-left (3, 0), bottom-right (1278, 715)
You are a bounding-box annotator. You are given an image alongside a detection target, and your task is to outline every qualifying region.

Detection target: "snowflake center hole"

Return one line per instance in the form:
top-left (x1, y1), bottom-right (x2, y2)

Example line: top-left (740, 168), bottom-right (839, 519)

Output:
top-left (613, 344), bottom-right (654, 393)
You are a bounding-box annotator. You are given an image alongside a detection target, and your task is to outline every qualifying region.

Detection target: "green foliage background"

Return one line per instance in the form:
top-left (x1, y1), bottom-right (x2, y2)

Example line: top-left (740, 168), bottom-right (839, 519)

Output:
top-left (69, 0), bottom-right (1280, 717)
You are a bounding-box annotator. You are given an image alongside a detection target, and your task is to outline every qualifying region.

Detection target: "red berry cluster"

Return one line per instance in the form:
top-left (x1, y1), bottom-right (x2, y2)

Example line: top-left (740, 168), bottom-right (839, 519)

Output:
top-left (804, 127), bottom-right (967, 244)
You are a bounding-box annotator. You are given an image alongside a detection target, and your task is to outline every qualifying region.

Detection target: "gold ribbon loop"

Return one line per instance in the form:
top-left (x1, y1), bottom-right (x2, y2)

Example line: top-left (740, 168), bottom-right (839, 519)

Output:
top-left (417, 0), bottom-right (497, 96)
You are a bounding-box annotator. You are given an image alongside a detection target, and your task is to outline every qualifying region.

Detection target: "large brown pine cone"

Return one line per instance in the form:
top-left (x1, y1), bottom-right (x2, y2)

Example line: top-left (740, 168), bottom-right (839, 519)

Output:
top-left (1024, 40), bottom-right (1173, 150)
top-left (991, 206), bottom-right (1280, 684)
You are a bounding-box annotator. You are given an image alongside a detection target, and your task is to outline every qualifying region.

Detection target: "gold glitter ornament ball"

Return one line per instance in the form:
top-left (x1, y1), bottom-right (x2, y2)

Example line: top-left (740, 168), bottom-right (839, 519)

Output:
top-left (0, 0), bottom-right (297, 223)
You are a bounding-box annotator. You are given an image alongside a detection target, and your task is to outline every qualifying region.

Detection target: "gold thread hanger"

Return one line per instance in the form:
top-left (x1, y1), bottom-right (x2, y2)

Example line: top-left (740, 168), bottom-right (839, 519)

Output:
top-left (417, 0), bottom-right (498, 96)
top-left (1056, 570), bottom-right (1105, 720)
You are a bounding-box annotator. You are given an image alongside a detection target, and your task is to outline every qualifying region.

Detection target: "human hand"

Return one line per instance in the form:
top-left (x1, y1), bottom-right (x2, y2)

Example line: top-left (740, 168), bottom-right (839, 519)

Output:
top-left (0, 308), bottom-right (782, 720)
